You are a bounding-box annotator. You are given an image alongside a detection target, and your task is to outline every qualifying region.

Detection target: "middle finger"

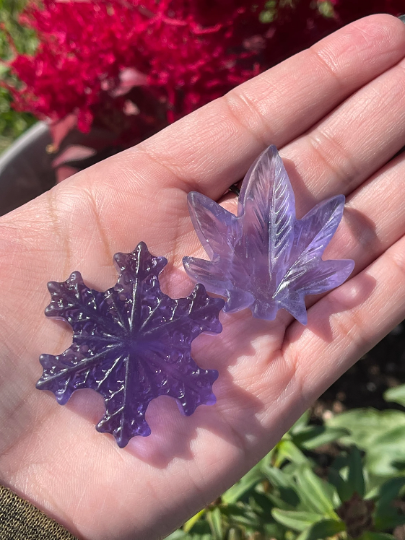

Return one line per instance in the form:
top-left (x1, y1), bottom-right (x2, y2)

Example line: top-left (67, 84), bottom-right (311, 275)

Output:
top-left (282, 56), bottom-right (405, 216)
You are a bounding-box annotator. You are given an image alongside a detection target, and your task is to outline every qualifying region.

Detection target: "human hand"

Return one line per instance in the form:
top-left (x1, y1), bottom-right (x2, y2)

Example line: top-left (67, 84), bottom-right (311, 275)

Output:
top-left (1, 14), bottom-right (405, 540)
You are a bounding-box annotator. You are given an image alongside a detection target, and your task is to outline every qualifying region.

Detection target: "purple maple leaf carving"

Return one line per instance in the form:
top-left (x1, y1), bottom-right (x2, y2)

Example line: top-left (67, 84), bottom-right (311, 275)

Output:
top-left (36, 242), bottom-right (224, 447)
top-left (183, 145), bottom-right (354, 325)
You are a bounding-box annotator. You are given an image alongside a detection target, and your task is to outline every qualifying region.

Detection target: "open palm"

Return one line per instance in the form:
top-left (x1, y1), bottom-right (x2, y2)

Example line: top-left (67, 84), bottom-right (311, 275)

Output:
top-left (1, 15), bottom-right (405, 540)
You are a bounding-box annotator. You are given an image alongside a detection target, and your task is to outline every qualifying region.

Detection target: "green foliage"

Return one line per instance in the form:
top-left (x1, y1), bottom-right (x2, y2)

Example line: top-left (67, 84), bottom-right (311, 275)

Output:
top-left (347, 446), bottom-right (366, 499)
top-left (296, 519), bottom-right (345, 540)
top-left (259, 0), bottom-right (278, 23)
top-left (384, 384), bottom-right (405, 408)
top-left (168, 407), bottom-right (405, 540)
top-left (0, 0), bottom-right (37, 153)
top-left (0, 85), bottom-right (36, 154)
top-left (326, 408), bottom-right (405, 477)
top-left (359, 534), bottom-right (396, 540)
top-left (0, 0), bottom-right (37, 54)
top-left (317, 1), bottom-right (336, 19)
top-left (259, 0), bottom-right (336, 25)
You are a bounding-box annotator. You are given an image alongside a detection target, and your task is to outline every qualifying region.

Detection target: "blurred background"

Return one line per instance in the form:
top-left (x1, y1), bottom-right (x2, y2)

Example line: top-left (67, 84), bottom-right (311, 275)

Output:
top-left (2, 2), bottom-right (405, 539)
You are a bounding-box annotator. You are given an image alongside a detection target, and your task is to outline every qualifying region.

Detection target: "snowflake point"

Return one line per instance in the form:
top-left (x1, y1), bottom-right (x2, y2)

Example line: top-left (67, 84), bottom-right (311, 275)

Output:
top-left (37, 242), bottom-right (223, 446)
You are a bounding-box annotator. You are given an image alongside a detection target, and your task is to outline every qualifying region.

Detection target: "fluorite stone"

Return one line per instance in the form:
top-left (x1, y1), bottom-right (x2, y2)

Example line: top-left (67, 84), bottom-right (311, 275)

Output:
top-left (183, 145), bottom-right (354, 324)
top-left (37, 242), bottom-right (224, 447)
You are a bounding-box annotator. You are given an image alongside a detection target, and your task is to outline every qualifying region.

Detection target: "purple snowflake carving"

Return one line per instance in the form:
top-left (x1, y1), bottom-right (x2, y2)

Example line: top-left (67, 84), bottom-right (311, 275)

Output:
top-left (183, 145), bottom-right (354, 324)
top-left (37, 242), bottom-right (224, 447)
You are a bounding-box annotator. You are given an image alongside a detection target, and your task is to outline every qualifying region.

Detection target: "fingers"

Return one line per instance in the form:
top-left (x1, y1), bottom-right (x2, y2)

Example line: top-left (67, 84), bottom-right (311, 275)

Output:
top-left (284, 151), bottom-right (405, 313)
top-left (82, 14), bottom-right (405, 203)
top-left (295, 152), bottom-right (405, 322)
top-left (283, 224), bottom-right (405, 407)
top-left (283, 56), bottom-right (405, 216)
top-left (326, 153), bottom-right (405, 273)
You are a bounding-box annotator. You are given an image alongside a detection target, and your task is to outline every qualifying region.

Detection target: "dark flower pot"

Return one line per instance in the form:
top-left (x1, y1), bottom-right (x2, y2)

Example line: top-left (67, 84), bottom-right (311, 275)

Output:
top-left (0, 122), bottom-right (56, 216)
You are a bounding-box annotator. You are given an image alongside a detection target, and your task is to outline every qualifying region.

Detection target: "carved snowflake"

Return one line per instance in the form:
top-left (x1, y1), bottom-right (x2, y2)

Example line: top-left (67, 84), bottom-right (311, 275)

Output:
top-left (183, 145), bottom-right (354, 324)
top-left (37, 242), bottom-right (224, 447)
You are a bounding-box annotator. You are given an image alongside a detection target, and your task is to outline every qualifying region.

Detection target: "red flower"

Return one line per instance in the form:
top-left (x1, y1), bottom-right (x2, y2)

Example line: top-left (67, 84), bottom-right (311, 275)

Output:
top-left (5, 0), bottom-right (404, 162)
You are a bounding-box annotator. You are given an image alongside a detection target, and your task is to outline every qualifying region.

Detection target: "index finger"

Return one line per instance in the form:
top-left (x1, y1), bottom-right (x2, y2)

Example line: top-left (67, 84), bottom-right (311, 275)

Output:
top-left (95, 14), bottom-right (405, 201)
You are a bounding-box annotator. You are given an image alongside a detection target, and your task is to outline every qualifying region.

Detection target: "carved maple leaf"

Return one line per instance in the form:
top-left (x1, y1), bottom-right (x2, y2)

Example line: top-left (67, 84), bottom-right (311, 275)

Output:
top-left (183, 145), bottom-right (354, 324)
top-left (37, 242), bottom-right (224, 447)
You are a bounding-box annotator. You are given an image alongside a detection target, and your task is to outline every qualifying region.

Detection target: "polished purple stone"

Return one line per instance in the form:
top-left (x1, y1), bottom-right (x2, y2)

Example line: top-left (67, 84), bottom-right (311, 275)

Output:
top-left (183, 145), bottom-right (354, 324)
top-left (36, 242), bottom-right (224, 447)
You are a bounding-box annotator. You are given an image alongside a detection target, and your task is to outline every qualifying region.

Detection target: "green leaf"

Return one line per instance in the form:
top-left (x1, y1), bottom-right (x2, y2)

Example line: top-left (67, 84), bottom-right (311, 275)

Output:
top-left (264, 522), bottom-right (289, 538)
top-left (328, 468), bottom-right (351, 503)
top-left (384, 385), bottom-right (405, 407)
top-left (367, 425), bottom-right (405, 476)
top-left (359, 533), bottom-right (396, 540)
top-left (266, 492), bottom-right (296, 511)
top-left (374, 478), bottom-right (405, 531)
top-left (318, 0), bottom-right (335, 18)
top-left (365, 485), bottom-right (379, 500)
top-left (262, 465), bottom-right (295, 489)
top-left (375, 476), bottom-right (405, 511)
top-left (347, 446), bottom-right (365, 498)
top-left (261, 448), bottom-right (276, 468)
top-left (221, 504), bottom-right (262, 529)
top-left (222, 464), bottom-right (263, 504)
top-left (259, 9), bottom-right (276, 23)
top-left (227, 528), bottom-right (243, 540)
top-left (289, 411), bottom-right (310, 434)
top-left (262, 466), bottom-right (300, 507)
top-left (296, 519), bottom-right (345, 540)
top-left (274, 439), bottom-right (310, 467)
top-left (272, 509), bottom-right (324, 532)
top-left (331, 454), bottom-right (350, 474)
top-left (186, 520), bottom-right (211, 540)
top-left (206, 507), bottom-right (223, 540)
top-left (295, 467), bottom-right (336, 515)
top-left (326, 409), bottom-right (405, 476)
top-left (165, 531), bottom-right (190, 540)
top-left (292, 426), bottom-right (350, 450)
top-left (325, 409), bottom-right (405, 448)
top-left (248, 491), bottom-right (274, 516)
top-left (374, 514), bottom-right (405, 532)
top-left (184, 510), bottom-right (205, 533)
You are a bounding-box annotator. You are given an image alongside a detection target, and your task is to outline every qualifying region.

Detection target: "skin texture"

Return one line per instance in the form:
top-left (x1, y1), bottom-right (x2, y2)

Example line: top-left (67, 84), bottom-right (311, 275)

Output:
top-left (1, 14), bottom-right (405, 540)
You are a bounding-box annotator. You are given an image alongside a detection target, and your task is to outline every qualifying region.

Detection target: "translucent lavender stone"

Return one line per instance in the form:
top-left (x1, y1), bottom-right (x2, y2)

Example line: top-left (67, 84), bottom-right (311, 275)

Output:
top-left (183, 146), bottom-right (354, 324)
top-left (36, 242), bottom-right (224, 447)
